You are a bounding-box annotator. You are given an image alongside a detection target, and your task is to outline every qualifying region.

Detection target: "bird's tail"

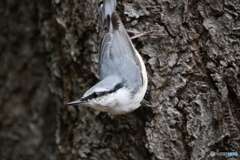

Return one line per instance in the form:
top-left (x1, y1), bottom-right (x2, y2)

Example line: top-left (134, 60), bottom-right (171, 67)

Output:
top-left (99, 0), bottom-right (117, 24)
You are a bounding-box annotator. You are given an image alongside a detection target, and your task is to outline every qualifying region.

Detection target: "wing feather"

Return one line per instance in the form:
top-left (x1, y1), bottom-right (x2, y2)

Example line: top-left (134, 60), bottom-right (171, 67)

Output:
top-left (98, 11), bottom-right (143, 93)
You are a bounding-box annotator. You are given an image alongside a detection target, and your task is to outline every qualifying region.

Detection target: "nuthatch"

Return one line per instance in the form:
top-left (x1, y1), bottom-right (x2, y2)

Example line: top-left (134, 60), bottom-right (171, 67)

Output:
top-left (67, 0), bottom-right (148, 114)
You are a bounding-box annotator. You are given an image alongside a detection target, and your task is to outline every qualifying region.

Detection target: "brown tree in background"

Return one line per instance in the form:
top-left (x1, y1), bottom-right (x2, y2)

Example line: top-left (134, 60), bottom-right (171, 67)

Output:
top-left (0, 0), bottom-right (239, 160)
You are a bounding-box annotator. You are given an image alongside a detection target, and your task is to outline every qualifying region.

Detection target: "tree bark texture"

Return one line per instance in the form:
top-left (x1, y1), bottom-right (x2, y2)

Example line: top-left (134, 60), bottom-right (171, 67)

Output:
top-left (0, 1), bottom-right (56, 160)
top-left (1, 0), bottom-right (240, 160)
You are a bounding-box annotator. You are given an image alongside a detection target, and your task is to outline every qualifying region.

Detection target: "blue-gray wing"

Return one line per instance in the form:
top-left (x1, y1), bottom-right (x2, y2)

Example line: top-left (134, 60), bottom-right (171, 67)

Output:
top-left (98, 12), bottom-right (142, 89)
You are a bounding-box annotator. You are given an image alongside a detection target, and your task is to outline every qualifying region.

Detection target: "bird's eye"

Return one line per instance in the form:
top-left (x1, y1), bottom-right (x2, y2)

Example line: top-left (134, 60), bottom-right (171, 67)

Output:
top-left (92, 92), bottom-right (99, 98)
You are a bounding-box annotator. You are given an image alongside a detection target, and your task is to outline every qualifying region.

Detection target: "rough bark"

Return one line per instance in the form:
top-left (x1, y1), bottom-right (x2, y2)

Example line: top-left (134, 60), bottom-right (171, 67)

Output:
top-left (0, 1), bottom-right (56, 160)
top-left (1, 0), bottom-right (240, 160)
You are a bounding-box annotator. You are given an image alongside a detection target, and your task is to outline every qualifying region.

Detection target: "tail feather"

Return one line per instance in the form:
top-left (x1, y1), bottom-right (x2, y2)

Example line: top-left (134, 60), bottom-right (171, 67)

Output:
top-left (99, 0), bottom-right (117, 24)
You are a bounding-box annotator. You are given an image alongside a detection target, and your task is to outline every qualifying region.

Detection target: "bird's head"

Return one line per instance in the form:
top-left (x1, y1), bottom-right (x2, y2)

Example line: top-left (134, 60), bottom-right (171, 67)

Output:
top-left (67, 76), bottom-right (133, 114)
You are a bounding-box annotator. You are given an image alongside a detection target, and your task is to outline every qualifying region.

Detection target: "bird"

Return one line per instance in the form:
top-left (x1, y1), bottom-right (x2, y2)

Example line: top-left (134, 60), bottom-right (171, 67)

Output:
top-left (67, 0), bottom-right (148, 115)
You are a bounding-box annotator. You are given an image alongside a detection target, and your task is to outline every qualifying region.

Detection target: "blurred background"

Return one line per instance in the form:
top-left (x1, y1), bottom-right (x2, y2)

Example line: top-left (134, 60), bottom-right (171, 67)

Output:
top-left (0, 1), bottom-right (56, 159)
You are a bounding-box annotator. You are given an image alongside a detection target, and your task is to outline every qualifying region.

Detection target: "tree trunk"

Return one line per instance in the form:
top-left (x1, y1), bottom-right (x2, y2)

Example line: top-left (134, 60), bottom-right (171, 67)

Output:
top-left (1, 0), bottom-right (239, 160)
top-left (0, 1), bottom-right (56, 160)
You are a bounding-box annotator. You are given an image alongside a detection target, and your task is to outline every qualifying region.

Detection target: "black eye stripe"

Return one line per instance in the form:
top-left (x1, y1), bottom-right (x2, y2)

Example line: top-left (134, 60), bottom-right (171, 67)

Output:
top-left (81, 82), bottom-right (123, 102)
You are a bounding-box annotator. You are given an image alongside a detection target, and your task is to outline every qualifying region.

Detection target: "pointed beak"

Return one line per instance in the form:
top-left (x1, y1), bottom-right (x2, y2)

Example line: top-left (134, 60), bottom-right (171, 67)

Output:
top-left (66, 99), bottom-right (87, 105)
